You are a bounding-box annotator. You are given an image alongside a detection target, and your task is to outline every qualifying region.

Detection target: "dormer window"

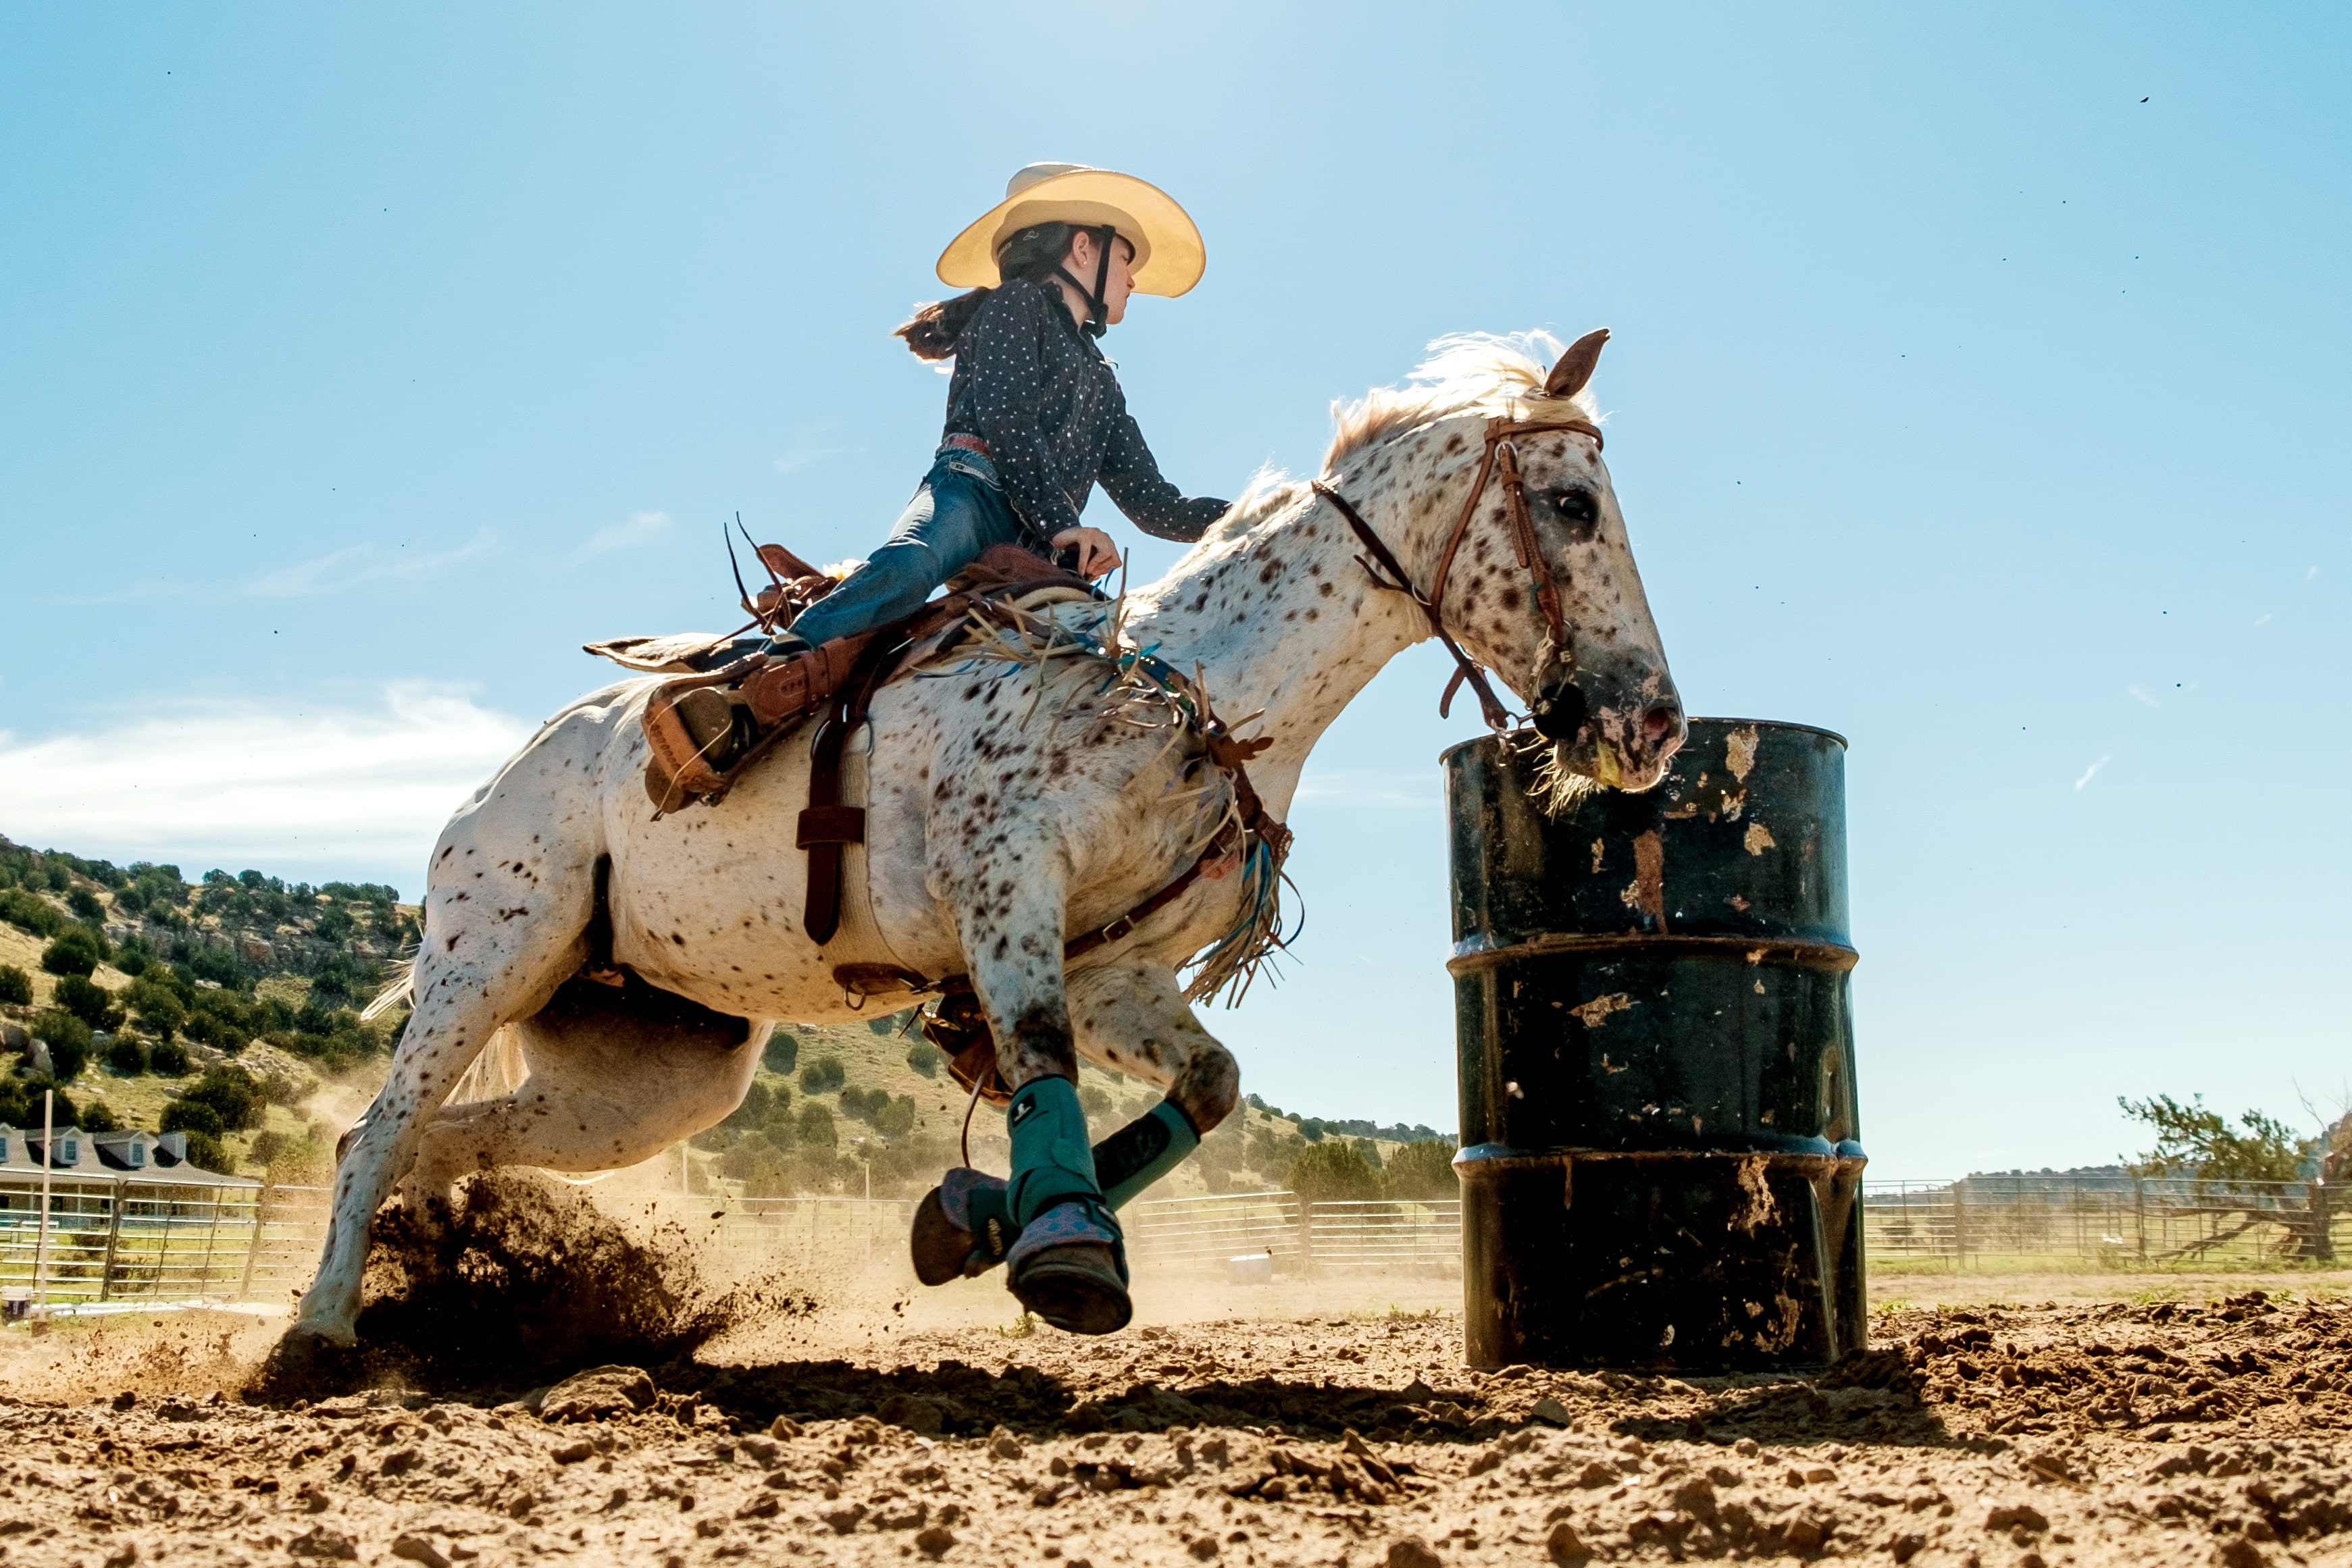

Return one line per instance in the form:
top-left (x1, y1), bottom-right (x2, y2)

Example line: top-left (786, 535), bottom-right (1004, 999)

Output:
top-left (61, 1138), bottom-right (78, 1166)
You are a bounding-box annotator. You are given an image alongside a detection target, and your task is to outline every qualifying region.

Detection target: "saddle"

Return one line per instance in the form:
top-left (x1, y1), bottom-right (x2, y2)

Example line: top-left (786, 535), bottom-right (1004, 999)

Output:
top-left (587, 537), bottom-right (1292, 1085)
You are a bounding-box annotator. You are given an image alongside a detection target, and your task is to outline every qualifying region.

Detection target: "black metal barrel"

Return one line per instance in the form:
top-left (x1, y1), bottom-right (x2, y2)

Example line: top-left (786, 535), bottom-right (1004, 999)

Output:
top-left (1443, 718), bottom-right (1864, 1371)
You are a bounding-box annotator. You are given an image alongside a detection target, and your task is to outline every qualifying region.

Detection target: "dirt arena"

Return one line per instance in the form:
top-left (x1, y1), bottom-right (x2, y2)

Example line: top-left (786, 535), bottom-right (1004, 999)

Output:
top-left (3, 1194), bottom-right (2349, 1568)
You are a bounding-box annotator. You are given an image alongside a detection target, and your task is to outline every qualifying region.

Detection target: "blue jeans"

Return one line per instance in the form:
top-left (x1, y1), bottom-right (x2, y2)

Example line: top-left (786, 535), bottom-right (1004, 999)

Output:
top-left (783, 447), bottom-right (1035, 648)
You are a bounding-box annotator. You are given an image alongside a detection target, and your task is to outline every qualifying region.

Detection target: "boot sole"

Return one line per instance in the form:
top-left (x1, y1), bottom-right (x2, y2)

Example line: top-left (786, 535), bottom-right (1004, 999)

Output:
top-left (909, 1187), bottom-right (973, 1288)
top-left (1010, 1245), bottom-right (1133, 1336)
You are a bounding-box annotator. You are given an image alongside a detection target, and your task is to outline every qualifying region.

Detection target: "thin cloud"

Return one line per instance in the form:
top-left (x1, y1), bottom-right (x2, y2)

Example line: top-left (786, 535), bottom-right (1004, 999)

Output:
top-left (0, 683), bottom-right (534, 871)
top-left (2254, 612), bottom-right (2272, 627)
top-left (1294, 769), bottom-right (1441, 809)
top-left (2126, 685), bottom-right (2161, 709)
top-left (247, 530), bottom-right (494, 598)
top-left (576, 510), bottom-right (674, 560)
top-left (2074, 756), bottom-right (2111, 792)
top-left (773, 446), bottom-right (843, 475)
top-left (2306, 565), bottom-right (2320, 581)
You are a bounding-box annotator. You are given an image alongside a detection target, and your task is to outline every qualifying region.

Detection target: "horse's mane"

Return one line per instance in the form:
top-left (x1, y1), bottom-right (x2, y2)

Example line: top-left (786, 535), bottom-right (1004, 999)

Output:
top-left (1325, 330), bottom-right (1596, 472)
top-left (1192, 331), bottom-right (1601, 550)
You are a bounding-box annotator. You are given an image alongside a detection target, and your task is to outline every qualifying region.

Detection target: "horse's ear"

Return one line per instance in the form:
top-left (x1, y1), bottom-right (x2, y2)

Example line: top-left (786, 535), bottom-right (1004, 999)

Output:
top-left (1544, 328), bottom-right (1610, 399)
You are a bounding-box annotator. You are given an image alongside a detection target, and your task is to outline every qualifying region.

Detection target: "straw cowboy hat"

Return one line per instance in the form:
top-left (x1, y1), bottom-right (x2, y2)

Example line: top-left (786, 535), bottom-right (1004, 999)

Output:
top-left (936, 163), bottom-right (1205, 297)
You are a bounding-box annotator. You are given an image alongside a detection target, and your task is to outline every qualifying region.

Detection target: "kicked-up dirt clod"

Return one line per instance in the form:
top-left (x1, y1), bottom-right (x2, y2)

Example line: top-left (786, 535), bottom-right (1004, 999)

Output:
top-left (2, 1288), bottom-right (2350, 1565)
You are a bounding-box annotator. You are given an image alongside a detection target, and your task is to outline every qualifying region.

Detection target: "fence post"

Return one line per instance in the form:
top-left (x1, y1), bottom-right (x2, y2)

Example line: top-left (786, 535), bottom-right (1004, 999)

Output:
top-left (240, 1182), bottom-right (274, 1301)
top-left (1951, 1180), bottom-right (1968, 1268)
top-left (2134, 1179), bottom-right (2147, 1261)
top-left (98, 1181), bottom-right (126, 1303)
top-left (32, 1090), bottom-right (53, 1309)
top-left (196, 1191), bottom-right (224, 1298)
top-left (1296, 1195), bottom-right (1313, 1275)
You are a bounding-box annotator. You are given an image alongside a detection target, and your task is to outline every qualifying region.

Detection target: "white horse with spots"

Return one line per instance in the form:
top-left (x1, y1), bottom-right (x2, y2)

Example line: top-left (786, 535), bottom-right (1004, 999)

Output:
top-left (289, 330), bottom-right (1686, 1349)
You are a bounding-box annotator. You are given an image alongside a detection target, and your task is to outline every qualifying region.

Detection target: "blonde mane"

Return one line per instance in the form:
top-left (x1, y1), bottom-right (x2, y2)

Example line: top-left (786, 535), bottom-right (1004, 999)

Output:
top-left (1186, 331), bottom-right (1601, 553)
top-left (1325, 330), bottom-right (1596, 475)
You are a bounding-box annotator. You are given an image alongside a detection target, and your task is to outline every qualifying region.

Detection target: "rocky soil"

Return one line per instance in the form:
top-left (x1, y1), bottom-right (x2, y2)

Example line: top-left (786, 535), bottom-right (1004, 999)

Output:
top-left (1, 1287), bottom-right (2349, 1566)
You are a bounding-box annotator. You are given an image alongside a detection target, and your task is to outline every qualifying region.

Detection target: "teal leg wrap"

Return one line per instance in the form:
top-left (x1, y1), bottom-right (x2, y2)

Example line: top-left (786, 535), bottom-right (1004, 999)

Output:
top-left (1005, 1077), bottom-right (1102, 1227)
top-left (1096, 1102), bottom-right (1201, 1211)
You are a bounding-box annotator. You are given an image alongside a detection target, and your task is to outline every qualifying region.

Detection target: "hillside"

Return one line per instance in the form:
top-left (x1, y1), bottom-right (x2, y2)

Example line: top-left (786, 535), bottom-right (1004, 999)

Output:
top-left (1, 834), bottom-right (1454, 1201)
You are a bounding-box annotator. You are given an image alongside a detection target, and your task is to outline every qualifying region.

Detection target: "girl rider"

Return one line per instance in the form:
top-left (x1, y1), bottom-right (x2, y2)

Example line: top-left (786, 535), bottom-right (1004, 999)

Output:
top-left (790, 166), bottom-right (1227, 1335)
top-left (767, 162), bottom-right (1227, 656)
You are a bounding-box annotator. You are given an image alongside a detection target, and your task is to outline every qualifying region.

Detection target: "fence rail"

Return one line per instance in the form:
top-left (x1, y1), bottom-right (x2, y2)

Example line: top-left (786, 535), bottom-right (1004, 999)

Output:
top-left (9, 1167), bottom-right (2338, 1311)
top-left (1865, 1177), bottom-right (2348, 1269)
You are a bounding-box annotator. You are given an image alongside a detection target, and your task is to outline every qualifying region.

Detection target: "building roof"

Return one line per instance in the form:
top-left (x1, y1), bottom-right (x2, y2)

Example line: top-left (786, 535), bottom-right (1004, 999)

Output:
top-left (0, 1125), bottom-right (257, 1188)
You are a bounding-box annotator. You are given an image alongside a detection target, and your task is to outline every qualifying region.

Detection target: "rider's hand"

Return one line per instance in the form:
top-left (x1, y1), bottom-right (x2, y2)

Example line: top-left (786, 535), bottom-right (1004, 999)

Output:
top-left (1050, 527), bottom-right (1119, 579)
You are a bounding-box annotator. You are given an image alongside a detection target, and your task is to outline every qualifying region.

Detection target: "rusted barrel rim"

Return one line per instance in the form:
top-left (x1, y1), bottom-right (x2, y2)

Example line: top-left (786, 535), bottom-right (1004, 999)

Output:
top-left (1437, 715), bottom-right (1849, 768)
top-left (1446, 932), bottom-right (1859, 978)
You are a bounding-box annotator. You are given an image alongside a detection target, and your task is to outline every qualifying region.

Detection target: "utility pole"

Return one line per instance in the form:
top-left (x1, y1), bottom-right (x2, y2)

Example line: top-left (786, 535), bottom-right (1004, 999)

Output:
top-left (32, 1091), bottom-right (53, 1311)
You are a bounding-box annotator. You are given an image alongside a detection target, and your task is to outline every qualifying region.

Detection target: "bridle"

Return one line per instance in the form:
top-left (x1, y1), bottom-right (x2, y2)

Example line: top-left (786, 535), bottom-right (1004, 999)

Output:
top-left (1312, 412), bottom-right (1604, 731)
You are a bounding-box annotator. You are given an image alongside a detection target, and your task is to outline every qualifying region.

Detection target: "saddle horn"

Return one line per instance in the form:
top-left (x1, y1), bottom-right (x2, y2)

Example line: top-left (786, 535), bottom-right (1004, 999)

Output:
top-left (1544, 328), bottom-right (1610, 400)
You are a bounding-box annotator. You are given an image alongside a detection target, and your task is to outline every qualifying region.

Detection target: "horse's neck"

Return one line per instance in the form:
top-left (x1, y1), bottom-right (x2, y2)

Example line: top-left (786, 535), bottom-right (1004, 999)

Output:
top-left (1123, 437), bottom-right (1466, 814)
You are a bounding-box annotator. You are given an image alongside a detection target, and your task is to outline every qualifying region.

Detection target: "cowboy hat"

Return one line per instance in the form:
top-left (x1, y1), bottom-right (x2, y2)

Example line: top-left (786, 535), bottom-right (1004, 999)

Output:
top-left (936, 163), bottom-right (1204, 298)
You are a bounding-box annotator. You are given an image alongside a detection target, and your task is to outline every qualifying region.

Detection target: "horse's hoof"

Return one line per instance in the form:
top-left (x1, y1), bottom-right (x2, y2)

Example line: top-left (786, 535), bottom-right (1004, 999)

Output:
top-left (1008, 1243), bottom-right (1133, 1336)
top-left (910, 1187), bottom-right (974, 1287)
top-left (250, 1324), bottom-right (361, 1403)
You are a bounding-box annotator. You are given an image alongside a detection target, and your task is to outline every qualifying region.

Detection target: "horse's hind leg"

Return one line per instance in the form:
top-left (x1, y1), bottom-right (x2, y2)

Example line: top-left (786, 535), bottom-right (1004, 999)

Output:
top-left (403, 976), bottom-right (761, 1200)
top-left (288, 740), bottom-right (605, 1348)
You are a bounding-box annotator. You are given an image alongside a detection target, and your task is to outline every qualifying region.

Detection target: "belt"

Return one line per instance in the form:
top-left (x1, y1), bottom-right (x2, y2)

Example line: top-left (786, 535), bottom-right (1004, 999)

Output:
top-left (942, 433), bottom-right (992, 460)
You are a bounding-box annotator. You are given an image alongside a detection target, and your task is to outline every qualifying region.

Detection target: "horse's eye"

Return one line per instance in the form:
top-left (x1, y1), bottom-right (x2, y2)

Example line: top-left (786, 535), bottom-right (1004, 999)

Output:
top-left (1548, 488), bottom-right (1600, 532)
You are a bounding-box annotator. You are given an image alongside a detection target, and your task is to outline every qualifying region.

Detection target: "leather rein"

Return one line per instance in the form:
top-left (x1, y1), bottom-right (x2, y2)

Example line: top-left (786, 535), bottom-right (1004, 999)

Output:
top-left (1312, 413), bottom-right (1604, 731)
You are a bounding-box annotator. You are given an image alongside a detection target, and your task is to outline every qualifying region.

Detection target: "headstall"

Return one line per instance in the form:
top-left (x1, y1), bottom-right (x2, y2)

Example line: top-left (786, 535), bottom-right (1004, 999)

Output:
top-left (1312, 413), bottom-right (1604, 731)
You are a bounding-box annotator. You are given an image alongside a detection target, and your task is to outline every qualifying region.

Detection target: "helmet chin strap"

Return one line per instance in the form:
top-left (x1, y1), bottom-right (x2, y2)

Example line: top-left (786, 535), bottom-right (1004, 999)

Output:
top-left (1052, 224), bottom-right (1120, 338)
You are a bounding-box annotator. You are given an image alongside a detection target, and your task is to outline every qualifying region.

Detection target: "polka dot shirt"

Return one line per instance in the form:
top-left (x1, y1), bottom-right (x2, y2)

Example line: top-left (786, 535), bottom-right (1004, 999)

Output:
top-left (943, 278), bottom-right (1227, 543)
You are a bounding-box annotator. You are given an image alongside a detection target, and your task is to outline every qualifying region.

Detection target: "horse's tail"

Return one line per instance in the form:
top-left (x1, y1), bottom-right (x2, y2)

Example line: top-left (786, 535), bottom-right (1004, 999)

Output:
top-left (447, 1024), bottom-right (528, 1105)
top-left (358, 958), bottom-right (415, 1022)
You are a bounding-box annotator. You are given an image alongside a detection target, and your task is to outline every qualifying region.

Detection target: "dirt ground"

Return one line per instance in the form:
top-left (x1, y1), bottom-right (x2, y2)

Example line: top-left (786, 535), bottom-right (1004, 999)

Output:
top-left (4, 1223), bottom-right (2351, 1567)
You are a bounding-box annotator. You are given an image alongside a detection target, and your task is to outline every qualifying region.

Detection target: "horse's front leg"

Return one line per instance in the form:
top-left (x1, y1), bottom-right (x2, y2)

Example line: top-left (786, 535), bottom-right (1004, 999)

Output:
top-left (930, 828), bottom-right (1131, 1335)
top-left (1067, 959), bottom-right (1239, 1203)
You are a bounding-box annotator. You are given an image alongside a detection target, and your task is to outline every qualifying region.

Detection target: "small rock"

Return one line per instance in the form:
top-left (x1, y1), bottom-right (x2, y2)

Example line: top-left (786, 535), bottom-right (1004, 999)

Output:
top-left (1387, 1541), bottom-right (1443, 1568)
top-left (286, 1526), bottom-right (359, 1562)
top-left (551, 1440), bottom-right (593, 1465)
top-left (1784, 1518), bottom-right (1827, 1552)
top-left (739, 1436), bottom-right (778, 1466)
top-left (1531, 1396), bottom-right (1573, 1426)
top-left (103, 1544), bottom-right (138, 1568)
top-left (767, 1415), bottom-right (802, 1439)
top-left (987, 1426), bottom-right (1024, 1461)
top-left (1987, 1505), bottom-right (2050, 1535)
top-left (539, 1366), bottom-right (655, 1423)
top-left (2214, 1542), bottom-right (2268, 1568)
top-left (877, 1393), bottom-right (945, 1436)
top-left (390, 1536), bottom-right (451, 1568)
top-left (1547, 1521), bottom-right (1589, 1565)
top-left (915, 1524), bottom-right (956, 1559)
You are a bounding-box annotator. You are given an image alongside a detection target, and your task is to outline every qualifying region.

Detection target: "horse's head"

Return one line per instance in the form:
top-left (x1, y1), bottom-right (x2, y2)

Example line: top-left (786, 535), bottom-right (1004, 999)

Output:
top-left (1412, 330), bottom-right (1685, 794)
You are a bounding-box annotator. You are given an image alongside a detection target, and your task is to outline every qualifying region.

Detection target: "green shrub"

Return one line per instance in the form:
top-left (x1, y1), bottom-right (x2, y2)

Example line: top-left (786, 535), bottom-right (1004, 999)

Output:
top-left (76, 1097), bottom-right (119, 1133)
top-left (186, 947), bottom-right (249, 991)
top-left (798, 1055), bottom-right (846, 1095)
top-left (160, 1098), bottom-right (226, 1139)
top-left (763, 1030), bottom-right (800, 1075)
top-left (723, 1078), bottom-right (774, 1132)
top-left (66, 887), bottom-right (104, 921)
top-left (182, 1012), bottom-right (247, 1051)
top-left (53, 974), bottom-right (123, 1032)
top-left (796, 1101), bottom-right (838, 1150)
top-left (125, 977), bottom-right (185, 1037)
top-left (905, 1039), bottom-right (944, 1078)
top-left (112, 936), bottom-right (155, 976)
top-left (178, 1064), bottom-right (263, 1131)
top-left (0, 1081), bottom-right (76, 1129)
top-left (1285, 1139), bottom-right (1387, 1204)
top-left (32, 1010), bottom-right (91, 1080)
top-left (0, 888), bottom-right (63, 938)
top-left (1384, 1139), bottom-right (1460, 1200)
top-left (872, 1094), bottom-right (917, 1139)
top-left (148, 1039), bottom-right (190, 1076)
top-left (178, 1130), bottom-right (228, 1172)
top-left (104, 1035), bottom-right (148, 1075)
top-left (41, 929), bottom-right (103, 977)
top-left (0, 964), bottom-right (30, 1005)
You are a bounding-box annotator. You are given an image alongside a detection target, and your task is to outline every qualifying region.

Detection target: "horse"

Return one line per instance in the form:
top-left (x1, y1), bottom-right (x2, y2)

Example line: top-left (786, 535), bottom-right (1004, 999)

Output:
top-left (286, 328), bottom-right (1687, 1349)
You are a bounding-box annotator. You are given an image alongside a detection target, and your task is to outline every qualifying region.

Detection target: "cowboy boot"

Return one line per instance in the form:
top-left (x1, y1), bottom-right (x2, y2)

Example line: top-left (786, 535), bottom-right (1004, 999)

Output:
top-left (911, 1103), bottom-right (1198, 1290)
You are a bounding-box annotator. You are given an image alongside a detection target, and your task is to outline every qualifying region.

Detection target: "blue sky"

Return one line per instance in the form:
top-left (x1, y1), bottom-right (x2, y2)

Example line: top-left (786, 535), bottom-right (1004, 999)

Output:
top-left (3, 5), bottom-right (2346, 1180)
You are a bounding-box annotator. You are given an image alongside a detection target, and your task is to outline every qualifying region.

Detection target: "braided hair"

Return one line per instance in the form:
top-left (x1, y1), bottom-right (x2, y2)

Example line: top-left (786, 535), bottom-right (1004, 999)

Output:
top-left (894, 221), bottom-right (1081, 361)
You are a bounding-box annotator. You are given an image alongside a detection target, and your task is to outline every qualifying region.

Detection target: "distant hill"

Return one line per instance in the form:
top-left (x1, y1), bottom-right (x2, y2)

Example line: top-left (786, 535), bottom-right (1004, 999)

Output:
top-left (1, 834), bottom-right (1452, 1201)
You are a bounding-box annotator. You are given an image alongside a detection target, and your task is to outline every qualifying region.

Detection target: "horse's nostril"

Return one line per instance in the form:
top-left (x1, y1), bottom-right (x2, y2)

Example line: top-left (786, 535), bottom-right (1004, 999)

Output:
top-left (1642, 704), bottom-right (1680, 744)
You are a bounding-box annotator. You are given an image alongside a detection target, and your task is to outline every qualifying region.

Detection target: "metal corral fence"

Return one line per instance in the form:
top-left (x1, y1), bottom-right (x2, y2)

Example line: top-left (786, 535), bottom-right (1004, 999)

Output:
top-left (715, 1195), bottom-right (918, 1275)
top-left (0, 1176), bottom-right (333, 1309)
top-left (1866, 1177), bottom-right (2349, 1270)
top-left (1123, 1192), bottom-right (1462, 1278)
